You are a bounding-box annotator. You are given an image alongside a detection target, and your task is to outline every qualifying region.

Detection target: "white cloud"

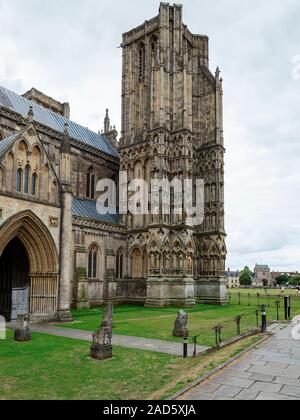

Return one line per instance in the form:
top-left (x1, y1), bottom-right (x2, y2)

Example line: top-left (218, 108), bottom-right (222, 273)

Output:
top-left (0, 0), bottom-right (299, 271)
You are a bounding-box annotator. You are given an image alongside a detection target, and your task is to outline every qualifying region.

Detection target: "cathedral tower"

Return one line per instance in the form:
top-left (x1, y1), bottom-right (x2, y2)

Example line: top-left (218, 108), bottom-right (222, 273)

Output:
top-left (119, 3), bottom-right (227, 306)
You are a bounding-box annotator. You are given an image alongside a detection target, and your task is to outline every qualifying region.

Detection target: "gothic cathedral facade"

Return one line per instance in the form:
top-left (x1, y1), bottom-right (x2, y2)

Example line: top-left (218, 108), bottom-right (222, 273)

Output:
top-left (0, 3), bottom-right (227, 323)
top-left (119, 3), bottom-right (227, 306)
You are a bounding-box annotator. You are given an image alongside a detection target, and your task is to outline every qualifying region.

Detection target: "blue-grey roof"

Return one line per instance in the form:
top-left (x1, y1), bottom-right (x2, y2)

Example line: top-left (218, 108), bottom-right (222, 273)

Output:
top-left (72, 196), bottom-right (121, 225)
top-left (0, 85), bottom-right (119, 159)
top-left (0, 133), bottom-right (19, 158)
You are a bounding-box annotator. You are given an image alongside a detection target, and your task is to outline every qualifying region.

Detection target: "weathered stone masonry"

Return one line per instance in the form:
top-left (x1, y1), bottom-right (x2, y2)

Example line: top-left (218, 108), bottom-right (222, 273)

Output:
top-left (0, 3), bottom-right (227, 322)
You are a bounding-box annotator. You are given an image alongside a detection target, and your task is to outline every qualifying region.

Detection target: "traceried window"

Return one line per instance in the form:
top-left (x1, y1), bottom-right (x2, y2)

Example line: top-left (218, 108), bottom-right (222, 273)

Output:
top-left (31, 173), bottom-right (38, 196)
top-left (16, 169), bottom-right (23, 193)
top-left (88, 244), bottom-right (98, 279)
top-left (116, 249), bottom-right (124, 280)
top-left (138, 43), bottom-right (146, 82)
top-left (24, 165), bottom-right (30, 194)
top-left (86, 167), bottom-right (95, 199)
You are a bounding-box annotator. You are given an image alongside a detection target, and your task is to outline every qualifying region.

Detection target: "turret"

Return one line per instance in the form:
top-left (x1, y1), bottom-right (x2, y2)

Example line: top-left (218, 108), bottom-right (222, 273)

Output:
top-left (59, 123), bottom-right (71, 186)
top-left (103, 109), bottom-right (118, 149)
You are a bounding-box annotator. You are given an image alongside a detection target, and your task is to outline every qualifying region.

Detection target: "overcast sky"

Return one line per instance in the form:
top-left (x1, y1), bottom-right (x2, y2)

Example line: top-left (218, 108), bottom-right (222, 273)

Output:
top-left (0, 0), bottom-right (300, 272)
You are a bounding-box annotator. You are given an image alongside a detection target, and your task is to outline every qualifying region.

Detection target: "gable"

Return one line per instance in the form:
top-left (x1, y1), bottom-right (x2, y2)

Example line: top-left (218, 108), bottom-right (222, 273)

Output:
top-left (0, 125), bottom-right (60, 205)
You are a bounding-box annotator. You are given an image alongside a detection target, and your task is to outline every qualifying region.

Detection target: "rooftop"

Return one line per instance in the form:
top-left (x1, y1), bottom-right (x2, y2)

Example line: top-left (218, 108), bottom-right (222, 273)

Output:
top-left (0, 133), bottom-right (20, 158)
top-left (72, 197), bottom-right (121, 225)
top-left (0, 85), bottom-right (119, 159)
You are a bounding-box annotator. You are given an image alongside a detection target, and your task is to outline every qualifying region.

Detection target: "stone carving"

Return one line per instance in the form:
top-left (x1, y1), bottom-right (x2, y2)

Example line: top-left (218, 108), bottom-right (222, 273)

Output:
top-left (173, 310), bottom-right (189, 338)
top-left (90, 304), bottom-right (113, 360)
top-left (14, 315), bottom-right (31, 342)
top-left (49, 217), bottom-right (59, 228)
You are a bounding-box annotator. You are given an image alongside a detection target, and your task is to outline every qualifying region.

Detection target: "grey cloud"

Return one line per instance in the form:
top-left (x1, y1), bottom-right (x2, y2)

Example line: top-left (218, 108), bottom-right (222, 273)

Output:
top-left (0, 0), bottom-right (299, 270)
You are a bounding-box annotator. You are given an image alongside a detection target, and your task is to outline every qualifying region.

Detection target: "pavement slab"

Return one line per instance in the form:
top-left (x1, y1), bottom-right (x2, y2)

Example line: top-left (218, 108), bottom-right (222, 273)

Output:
top-left (179, 324), bottom-right (300, 401)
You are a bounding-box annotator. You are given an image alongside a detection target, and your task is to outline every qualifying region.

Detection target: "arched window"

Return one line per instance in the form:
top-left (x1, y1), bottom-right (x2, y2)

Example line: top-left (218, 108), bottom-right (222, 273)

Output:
top-left (16, 169), bottom-right (23, 192)
top-left (151, 36), bottom-right (157, 62)
top-left (86, 167), bottom-right (95, 199)
top-left (132, 248), bottom-right (143, 279)
top-left (24, 165), bottom-right (30, 194)
top-left (31, 173), bottom-right (38, 196)
top-left (116, 249), bottom-right (124, 280)
top-left (0, 131), bottom-right (4, 141)
top-left (88, 244), bottom-right (98, 279)
top-left (138, 43), bottom-right (145, 82)
top-left (51, 181), bottom-right (57, 202)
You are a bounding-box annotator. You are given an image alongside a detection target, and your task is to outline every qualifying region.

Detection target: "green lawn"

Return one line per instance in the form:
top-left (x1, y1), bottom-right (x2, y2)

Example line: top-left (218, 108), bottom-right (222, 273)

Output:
top-left (228, 289), bottom-right (300, 313)
top-left (56, 302), bottom-right (299, 348)
top-left (229, 288), bottom-right (299, 296)
top-left (0, 331), bottom-right (261, 400)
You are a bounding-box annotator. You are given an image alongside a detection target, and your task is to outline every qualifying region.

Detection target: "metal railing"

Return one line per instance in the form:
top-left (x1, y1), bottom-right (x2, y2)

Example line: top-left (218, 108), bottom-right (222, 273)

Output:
top-left (228, 292), bottom-right (300, 315)
top-left (190, 307), bottom-right (268, 357)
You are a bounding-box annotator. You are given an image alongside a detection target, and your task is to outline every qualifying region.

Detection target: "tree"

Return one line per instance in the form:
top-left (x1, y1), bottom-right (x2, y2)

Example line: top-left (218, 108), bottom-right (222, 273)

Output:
top-left (239, 266), bottom-right (253, 287)
top-left (275, 275), bottom-right (289, 286)
top-left (290, 276), bottom-right (300, 287)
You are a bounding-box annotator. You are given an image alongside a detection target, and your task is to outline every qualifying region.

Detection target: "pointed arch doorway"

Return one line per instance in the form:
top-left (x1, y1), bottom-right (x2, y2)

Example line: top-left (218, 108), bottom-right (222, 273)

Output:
top-left (0, 211), bottom-right (59, 322)
top-left (0, 238), bottom-right (30, 320)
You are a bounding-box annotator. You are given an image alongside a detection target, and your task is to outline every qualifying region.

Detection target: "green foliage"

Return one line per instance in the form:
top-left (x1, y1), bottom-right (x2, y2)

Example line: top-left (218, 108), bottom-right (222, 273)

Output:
top-left (290, 276), bottom-right (300, 286)
top-left (275, 274), bottom-right (289, 286)
top-left (239, 266), bottom-right (253, 287)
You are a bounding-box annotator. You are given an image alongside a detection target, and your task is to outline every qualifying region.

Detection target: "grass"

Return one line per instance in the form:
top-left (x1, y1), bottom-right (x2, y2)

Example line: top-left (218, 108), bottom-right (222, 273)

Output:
top-left (229, 289), bottom-right (300, 312)
top-left (229, 288), bottom-right (299, 296)
top-left (0, 331), bottom-right (262, 400)
top-left (55, 302), bottom-right (300, 348)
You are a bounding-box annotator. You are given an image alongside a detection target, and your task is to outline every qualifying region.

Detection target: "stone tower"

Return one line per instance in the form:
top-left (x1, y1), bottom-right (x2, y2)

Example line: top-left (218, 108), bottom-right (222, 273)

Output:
top-left (119, 2), bottom-right (227, 306)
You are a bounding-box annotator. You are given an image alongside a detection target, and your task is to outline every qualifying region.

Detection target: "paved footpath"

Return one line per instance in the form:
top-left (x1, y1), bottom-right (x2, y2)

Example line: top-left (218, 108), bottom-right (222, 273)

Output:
top-left (179, 324), bottom-right (300, 400)
top-left (26, 324), bottom-right (208, 357)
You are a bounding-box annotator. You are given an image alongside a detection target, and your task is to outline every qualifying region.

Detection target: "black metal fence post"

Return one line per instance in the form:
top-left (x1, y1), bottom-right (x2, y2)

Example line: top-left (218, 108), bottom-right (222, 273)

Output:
top-left (261, 305), bottom-right (267, 334)
top-left (193, 336), bottom-right (198, 358)
top-left (183, 337), bottom-right (188, 359)
top-left (218, 326), bottom-right (222, 345)
top-left (235, 316), bottom-right (242, 336)
top-left (275, 301), bottom-right (280, 321)
top-left (214, 325), bottom-right (222, 348)
top-left (284, 295), bottom-right (291, 320)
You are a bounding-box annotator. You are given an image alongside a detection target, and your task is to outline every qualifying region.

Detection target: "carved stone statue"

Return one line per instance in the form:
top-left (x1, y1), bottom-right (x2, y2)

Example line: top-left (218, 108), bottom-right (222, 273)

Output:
top-left (14, 315), bottom-right (31, 342)
top-left (173, 310), bottom-right (189, 338)
top-left (90, 304), bottom-right (113, 360)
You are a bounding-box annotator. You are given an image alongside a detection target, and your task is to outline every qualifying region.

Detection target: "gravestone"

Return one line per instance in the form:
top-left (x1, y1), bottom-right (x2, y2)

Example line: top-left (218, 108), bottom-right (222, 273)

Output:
top-left (90, 304), bottom-right (113, 360)
top-left (173, 310), bottom-right (189, 338)
top-left (14, 315), bottom-right (31, 342)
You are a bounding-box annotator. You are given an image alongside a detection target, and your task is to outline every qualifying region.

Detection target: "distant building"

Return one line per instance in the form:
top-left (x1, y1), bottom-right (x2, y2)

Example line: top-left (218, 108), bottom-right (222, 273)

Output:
top-left (271, 271), bottom-right (299, 285)
top-left (226, 269), bottom-right (240, 289)
top-left (254, 264), bottom-right (274, 287)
